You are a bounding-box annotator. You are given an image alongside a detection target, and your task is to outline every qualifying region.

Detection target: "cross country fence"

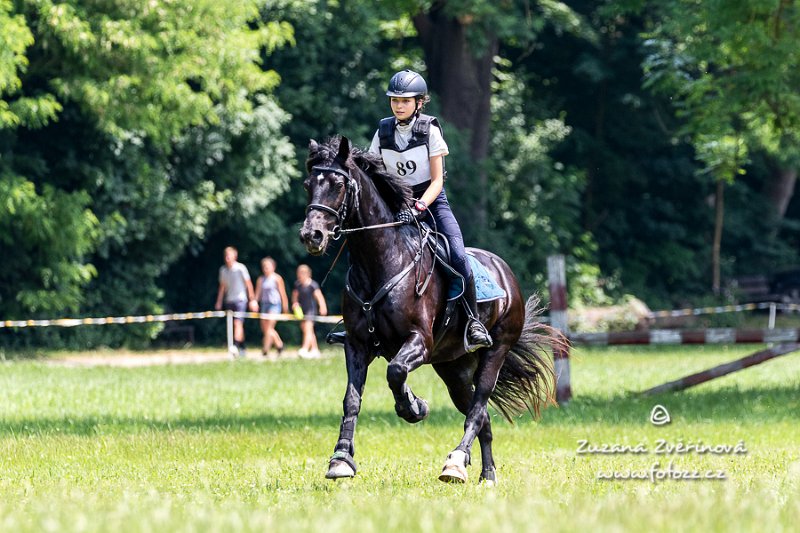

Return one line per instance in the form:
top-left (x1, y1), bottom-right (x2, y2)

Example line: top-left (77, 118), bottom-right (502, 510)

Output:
top-left (546, 254), bottom-right (800, 405)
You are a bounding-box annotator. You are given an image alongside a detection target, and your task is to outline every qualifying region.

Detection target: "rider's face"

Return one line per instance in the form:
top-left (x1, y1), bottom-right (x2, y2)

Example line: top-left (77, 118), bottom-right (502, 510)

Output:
top-left (390, 97), bottom-right (418, 121)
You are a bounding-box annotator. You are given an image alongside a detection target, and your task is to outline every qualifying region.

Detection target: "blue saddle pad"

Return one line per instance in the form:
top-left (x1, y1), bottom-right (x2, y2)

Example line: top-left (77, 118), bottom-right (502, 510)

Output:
top-left (447, 254), bottom-right (507, 302)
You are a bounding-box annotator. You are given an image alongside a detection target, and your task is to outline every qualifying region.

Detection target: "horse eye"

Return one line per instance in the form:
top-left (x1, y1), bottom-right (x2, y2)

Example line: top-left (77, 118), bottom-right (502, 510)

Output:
top-left (302, 178), bottom-right (311, 191)
top-left (334, 181), bottom-right (345, 190)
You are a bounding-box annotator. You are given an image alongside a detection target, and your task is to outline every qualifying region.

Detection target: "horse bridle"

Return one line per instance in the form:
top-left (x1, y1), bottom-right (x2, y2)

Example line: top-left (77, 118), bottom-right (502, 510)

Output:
top-left (306, 164), bottom-right (355, 240)
top-left (306, 163), bottom-right (404, 239)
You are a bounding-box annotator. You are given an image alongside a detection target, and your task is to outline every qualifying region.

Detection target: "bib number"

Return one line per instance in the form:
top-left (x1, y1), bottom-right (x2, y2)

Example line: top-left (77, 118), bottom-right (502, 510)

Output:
top-left (396, 160), bottom-right (417, 176)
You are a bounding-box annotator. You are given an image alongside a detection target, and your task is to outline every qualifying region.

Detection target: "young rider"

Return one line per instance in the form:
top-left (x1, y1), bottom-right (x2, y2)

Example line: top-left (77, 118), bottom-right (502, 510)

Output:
top-left (368, 69), bottom-right (492, 352)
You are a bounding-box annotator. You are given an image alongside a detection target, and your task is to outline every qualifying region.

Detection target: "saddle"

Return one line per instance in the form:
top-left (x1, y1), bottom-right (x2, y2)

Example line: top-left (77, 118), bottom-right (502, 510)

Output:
top-left (423, 225), bottom-right (506, 303)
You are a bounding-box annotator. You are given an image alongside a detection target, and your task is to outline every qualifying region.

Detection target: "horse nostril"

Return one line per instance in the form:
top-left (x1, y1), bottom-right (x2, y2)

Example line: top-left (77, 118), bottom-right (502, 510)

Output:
top-left (299, 227), bottom-right (325, 247)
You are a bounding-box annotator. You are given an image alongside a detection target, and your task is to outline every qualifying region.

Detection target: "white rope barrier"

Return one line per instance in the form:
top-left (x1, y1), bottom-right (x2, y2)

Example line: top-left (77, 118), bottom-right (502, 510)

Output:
top-left (0, 310), bottom-right (343, 329)
top-left (648, 301), bottom-right (800, 318)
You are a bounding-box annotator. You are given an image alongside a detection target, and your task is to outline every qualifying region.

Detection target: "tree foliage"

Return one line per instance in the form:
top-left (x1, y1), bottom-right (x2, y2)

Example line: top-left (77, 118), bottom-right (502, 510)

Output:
top-left (1, 0), bottom-right (296, 346)
top-left (5, 0), bottom-right (800, 348)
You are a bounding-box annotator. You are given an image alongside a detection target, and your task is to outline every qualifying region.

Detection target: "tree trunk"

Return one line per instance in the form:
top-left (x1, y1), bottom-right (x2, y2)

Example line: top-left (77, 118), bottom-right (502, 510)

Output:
top-left (763, 163), bottom-right (797, 220)
top-left (712, 178), bottom-right (725, 295)
top-left (414, 6), bottom-right (497, 244)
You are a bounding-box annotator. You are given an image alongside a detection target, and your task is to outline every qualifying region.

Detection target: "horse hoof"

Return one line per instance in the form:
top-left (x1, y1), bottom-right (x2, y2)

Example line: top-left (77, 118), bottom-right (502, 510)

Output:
top-left (325, 451), bottom-right (357, 479)
top-left (479, 467), bottom-right (498, 487)
top-left (326, 460), bottom-right (356, 479)
top-left (396, 397), bottom-right (429, 424)
top-left (438, 450), bottom-right (469, 484)
top-left (413, 398), bottom-right (429, 421)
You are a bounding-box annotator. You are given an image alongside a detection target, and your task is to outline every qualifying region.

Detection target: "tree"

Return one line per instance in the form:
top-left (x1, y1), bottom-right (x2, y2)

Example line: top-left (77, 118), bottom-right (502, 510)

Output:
top-left (1, 0), bottom-right (296, 346)
top-left (412, 0), bottom-right (591, 244)
top-left (638, 0), bottom-right (800, 292)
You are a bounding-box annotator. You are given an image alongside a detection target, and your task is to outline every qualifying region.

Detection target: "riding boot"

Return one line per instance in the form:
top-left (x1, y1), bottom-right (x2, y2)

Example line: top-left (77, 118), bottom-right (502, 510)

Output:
top-left (326, 330), bottom-right (347, 345)
top-left (463, 274), bottom-right (492, 352)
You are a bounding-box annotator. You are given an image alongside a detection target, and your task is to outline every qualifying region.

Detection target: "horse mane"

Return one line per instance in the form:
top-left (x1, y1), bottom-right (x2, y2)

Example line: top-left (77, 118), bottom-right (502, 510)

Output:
top-left (306, 136), bottom-right (412, 213)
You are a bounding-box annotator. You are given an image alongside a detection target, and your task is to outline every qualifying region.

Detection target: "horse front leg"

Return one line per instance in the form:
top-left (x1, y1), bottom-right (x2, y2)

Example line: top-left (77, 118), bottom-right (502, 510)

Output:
top-left (386, 331), bottom-right (431, 424)
top-left (326, 341), bottom-right (373, 479)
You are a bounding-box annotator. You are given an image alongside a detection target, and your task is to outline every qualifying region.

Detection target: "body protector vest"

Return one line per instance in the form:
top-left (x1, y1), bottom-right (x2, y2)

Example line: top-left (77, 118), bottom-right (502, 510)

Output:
top-left (378, 114), bottom-right (445, 196)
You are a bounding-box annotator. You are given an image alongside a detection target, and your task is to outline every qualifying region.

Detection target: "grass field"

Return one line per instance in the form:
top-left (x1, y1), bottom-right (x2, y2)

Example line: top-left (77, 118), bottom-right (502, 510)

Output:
top-left (1, 344), bottom-right (799, 532)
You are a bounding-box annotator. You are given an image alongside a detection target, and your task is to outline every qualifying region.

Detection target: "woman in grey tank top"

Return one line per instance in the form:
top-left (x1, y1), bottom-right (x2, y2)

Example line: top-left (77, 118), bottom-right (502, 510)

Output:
top-left (254, 257), bottom-right (289, 358)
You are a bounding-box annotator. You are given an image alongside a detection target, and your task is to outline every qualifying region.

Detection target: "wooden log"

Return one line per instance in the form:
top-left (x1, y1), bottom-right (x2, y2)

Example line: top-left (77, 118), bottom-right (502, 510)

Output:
top-left (641, 343), bottom-right (800, 396)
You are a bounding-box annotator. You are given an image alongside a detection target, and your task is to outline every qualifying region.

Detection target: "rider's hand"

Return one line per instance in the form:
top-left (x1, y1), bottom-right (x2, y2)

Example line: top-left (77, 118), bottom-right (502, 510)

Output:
top-left (396, 208), bottom-right (416, 224)
top-left (395, 200), bottom-right (427, 225)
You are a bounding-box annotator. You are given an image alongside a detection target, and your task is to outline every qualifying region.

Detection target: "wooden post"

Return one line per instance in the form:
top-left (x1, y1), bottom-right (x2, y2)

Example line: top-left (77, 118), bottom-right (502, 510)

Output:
top-left (547, 255), bottom-right (571, 404)
top-left (226, 310), bottom-right (234, 354)
top-left (768, 303), bottom-right (777, 330)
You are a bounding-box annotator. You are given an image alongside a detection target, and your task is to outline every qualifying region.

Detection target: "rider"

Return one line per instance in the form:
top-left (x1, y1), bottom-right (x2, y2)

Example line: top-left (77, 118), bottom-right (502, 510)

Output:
top-left (369, 69), bottom-right (492, 352)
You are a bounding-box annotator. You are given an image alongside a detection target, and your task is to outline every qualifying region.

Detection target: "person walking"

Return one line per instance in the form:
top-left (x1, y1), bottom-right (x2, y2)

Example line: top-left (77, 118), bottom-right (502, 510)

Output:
top-left (214, 246), bottom-right (258, 358)
top-left (291, 264), bottom-right (327, 358)
top-left (254, 256), bottom-right (289, 359)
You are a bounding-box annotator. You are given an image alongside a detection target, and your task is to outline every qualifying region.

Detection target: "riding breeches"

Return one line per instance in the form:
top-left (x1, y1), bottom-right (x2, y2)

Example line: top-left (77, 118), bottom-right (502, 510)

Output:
top-left (422, 189), bottom-right (472, 281)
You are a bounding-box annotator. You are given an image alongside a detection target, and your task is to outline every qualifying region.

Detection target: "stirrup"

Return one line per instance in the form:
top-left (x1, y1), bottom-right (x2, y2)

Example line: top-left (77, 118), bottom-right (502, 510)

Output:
top-left (326, 330), bottom-right (347, 345)
top-left (464, 319), bottom-right (492, 353)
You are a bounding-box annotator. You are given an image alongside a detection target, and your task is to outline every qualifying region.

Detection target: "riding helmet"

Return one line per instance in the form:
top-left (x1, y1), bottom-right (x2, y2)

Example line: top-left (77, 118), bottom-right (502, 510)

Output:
top-left (386, 70), bottom-right (428, 98)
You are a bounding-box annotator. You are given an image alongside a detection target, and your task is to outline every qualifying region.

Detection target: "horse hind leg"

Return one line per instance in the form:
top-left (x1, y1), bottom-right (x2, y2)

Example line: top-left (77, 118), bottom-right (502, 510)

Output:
top-left (433, 354), bottom-right (499, 485)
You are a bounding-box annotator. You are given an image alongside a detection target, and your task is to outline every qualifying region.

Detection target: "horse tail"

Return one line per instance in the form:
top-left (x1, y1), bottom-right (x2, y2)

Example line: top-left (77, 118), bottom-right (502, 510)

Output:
top-left (490, 294), bottom-right (566, 422)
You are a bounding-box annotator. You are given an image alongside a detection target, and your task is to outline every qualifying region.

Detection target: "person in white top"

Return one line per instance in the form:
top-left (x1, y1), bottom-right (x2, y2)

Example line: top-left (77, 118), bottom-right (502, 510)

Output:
top-left (215, 246), bottom-right (258, 357)
top-left (367, 69), bottom-right (492, 352)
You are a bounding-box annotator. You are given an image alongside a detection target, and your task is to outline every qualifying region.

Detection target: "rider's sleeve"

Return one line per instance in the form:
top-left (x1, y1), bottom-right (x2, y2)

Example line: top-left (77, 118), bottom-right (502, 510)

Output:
top-left (428, 125), bottom-right (449, 158)
top-left (368, 130), bottom-right (380, 155)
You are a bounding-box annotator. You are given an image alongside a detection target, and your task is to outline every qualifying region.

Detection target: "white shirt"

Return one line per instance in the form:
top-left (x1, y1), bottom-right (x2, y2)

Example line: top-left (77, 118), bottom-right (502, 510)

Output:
top-left (219, 262), bottom-right (251, 303)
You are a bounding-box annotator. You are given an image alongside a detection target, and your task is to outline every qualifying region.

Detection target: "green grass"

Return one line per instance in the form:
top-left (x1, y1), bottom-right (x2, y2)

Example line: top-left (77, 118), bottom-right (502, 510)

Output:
top-left (1, 344), bottom-right (799, 532)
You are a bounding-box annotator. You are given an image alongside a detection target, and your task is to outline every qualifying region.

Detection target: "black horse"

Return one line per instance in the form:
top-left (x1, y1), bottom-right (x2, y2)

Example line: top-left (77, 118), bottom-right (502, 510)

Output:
top-left (300, 136), bottom-right (562, 484)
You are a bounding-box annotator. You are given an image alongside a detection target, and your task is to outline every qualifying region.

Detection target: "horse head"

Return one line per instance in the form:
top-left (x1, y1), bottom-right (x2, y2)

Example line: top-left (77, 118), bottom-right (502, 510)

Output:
top-left (300, 136), bottom-right (355, 255)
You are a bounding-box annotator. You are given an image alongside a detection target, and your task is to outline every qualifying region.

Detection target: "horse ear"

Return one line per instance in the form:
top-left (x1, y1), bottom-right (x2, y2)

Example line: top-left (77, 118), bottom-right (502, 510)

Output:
top-left (305, 139), bottom-right (317, 173)
top-left (336, 136), bottom-right (351, 164)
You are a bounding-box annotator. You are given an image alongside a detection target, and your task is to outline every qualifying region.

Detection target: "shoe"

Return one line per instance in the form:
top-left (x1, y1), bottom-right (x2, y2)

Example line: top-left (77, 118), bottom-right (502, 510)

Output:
top-left (465, 319), bottom-right (492, 353)
top-left (298, 348), bottom-right (309, 359)
top-left (308, 349), bottom-right (322, 359)
top-left (277, 345), bottom-right (284, 356)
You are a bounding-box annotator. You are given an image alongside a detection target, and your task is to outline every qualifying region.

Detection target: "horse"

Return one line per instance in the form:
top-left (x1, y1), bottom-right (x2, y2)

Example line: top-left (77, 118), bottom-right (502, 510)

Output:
top-left (299, 136), bottom-right (562, 485)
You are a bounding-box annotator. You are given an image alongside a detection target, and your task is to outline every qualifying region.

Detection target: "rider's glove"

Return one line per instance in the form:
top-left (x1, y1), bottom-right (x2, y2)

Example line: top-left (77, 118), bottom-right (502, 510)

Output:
top-left (395, 200), bottom-right (427, 225)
